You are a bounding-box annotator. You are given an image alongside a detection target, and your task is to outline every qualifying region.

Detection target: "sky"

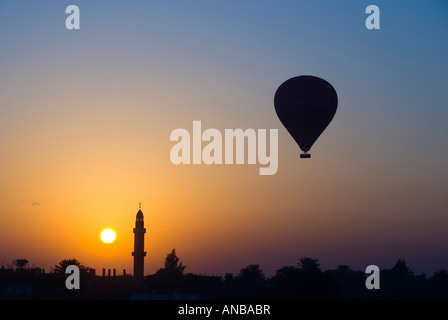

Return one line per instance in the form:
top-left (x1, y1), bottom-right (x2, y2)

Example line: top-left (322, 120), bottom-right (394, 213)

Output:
top-left (0, 0), bottom-right (447, 277)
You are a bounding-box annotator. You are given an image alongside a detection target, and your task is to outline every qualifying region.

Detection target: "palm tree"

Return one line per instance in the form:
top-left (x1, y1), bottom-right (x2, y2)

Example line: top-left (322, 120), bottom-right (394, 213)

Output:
top-left (54, 259), bottom-right (89, 276)
top-left (236, 264), bottom-right (267, 299)
top-left (275, 266), bottom-right (297, 278)
top-left (238, 264), bottom-right (266, 281)
top-left (336, 265), bottom-right (352, 273)
top-left (297, 257), bottom-right (320, 272)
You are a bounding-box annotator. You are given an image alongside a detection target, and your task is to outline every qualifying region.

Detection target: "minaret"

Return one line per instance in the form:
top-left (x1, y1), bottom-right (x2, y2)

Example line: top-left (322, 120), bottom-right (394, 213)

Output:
top-left (132, 203), bottom-right (146, 291)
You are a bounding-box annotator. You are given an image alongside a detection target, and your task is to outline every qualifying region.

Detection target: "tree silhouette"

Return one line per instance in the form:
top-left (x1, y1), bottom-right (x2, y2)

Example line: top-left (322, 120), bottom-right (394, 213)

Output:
top-left (389, 259), bottom-right (414, 298)
top-left (4, 252), bottom-right (448, 299)
top-left (54, 259), bottom-right (89, 276)
top-left (273, 261), bottom-right (340, 299)
top-left (12, 258), bottom-right (29, 269)
top-left (156, 249), bottom-right (186, 276)
top-left (272, 266), bottom-right (301, 299)
top-left (336, 265), bottom-right (352, 273)
top-left (238, 264), bottom-right (265, 281)
top-left (390, 258), bottom-right (413, 286)
top-left (274, 266), bottom-right (297, 279)
top-left (151, 249), bottom-right (187, 295)
top-left (224, 273), bottom-right (234, 282)
top-left (297, 256), bottom-right (320, 272)
top-left (326, 265), bottom-right (365, 299)
top-left (234, 264), bottom-right (267, 299)
top-left (52, 259), bottom-right (90, 297)
top-left (432, 269), bottom-right (448, 286)
top-left (429, 269), bottom-right (448, 299)
top-left (391, 259), bottom-right (413, 278)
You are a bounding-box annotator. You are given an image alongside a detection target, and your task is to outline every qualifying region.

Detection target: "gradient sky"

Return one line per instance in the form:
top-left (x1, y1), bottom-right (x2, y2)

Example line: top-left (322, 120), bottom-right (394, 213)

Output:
top-left (0, 1), bottom-right (447, 277)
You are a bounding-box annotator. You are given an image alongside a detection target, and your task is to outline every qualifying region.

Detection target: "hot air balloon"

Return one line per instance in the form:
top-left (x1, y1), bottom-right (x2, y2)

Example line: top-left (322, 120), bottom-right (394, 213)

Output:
top-left (274, 75), bottom-right (338, 158)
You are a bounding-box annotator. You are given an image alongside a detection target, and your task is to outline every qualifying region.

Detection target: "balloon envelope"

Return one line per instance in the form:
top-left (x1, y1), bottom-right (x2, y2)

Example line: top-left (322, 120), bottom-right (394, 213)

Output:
top-left (274, 75), bottom-right (338, 156)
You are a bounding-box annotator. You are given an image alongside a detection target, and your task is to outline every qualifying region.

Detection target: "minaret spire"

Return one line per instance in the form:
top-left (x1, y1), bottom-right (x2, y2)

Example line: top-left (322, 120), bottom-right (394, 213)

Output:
top-left (132, 203), bottom-right (146, 292)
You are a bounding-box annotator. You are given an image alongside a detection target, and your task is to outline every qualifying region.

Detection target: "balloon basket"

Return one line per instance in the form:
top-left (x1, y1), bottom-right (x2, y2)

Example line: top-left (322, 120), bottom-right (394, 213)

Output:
top-left (300, 153), bottom-right (311, 158)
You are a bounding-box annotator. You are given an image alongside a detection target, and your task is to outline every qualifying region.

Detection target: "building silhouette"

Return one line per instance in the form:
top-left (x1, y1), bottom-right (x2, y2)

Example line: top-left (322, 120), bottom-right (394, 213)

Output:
top-left (132, 203), bottom-right (146, 292)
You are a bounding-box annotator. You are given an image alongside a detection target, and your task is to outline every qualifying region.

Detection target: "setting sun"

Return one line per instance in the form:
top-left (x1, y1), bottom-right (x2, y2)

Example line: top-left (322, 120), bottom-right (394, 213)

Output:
top-left (100, 229), bottom-right (116, 243)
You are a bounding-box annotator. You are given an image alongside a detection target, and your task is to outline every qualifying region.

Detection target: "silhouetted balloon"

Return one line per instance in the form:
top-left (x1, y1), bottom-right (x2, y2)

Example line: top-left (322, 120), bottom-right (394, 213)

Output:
top-left (274, 75), bottom-right (338, 158)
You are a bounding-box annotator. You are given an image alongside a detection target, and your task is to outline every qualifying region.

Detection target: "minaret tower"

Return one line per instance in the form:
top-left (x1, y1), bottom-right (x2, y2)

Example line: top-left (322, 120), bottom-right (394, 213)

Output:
top-left (132, 203), bottom-right (146, 291)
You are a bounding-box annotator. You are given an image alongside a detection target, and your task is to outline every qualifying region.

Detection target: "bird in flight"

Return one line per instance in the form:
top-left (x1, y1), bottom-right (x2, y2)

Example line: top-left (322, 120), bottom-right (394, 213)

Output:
top-left (21, 200), bottom-right (40, 206)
